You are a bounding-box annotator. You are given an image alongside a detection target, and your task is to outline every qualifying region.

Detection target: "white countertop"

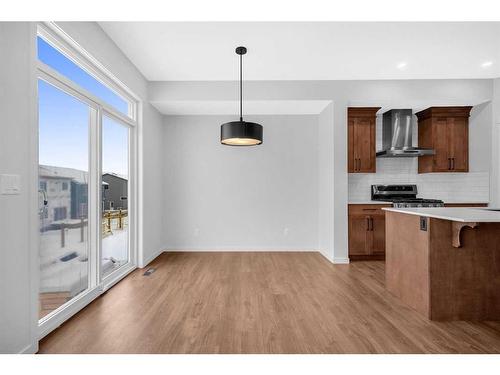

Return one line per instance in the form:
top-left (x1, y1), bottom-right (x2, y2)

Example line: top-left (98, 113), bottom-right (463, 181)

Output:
top-left (348, 201), bottom-right (391, 205)
top-left (382, 207), bottom-right (500, 223)
top-left (349, 201), bottom-right (489, 205)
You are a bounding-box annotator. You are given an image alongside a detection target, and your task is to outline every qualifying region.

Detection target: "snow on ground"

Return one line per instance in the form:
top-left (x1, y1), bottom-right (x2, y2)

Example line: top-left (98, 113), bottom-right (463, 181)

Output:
top-left (40, 220), bottom-right (128, 296)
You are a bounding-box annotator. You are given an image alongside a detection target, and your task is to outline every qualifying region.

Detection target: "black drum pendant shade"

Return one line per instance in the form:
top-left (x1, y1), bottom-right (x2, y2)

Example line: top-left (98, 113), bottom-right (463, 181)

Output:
top-left (221, 46), bottom-right (263, 146)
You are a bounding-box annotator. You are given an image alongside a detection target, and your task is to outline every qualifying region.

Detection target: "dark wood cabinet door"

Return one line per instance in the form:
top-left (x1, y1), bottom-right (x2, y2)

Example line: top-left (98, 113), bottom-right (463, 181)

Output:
top-left (348, 215), bottom-right (371, 256)
top-left (432, 117), bottom-right (451, 172)
top-left (348, 118), bottom-right (356, 172)
top-left (354, 117), bottom-right (375, 173)
top-left (417, 107), bottom-right (471, 174)
top-left (371, 215), bottom-right (386, 255)
top-left (348, 107), bottom-right (379, 173)
top-left (448, 117), bottom-right (468, 172)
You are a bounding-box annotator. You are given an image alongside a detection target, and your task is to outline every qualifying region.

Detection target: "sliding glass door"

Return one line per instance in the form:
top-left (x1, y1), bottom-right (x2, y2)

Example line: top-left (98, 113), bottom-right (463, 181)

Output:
top-left (38, 80), bottom-right (91, 319)
top-left (37, 25), bottom-right (137, 332)
top-left (101, 116), bottom-right (130, 278)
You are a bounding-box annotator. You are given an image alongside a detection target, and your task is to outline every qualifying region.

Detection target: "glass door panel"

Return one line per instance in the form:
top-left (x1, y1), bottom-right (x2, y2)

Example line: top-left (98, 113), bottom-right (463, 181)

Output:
top-left (101, 115), bottom-right (130, 278)
top-left (38, 79), bottom-right (90, 319)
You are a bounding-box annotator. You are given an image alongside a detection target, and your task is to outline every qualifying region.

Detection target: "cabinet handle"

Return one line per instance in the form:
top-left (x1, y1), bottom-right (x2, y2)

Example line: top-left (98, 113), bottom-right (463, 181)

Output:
top-left (366, 217), bottom-right (370, 231)
top-left (451, 157), bottom-right (455, 170)
top-left (357, 158), bottom-right (361, 171)
top-left (369, 218), bottom-right (373, 231)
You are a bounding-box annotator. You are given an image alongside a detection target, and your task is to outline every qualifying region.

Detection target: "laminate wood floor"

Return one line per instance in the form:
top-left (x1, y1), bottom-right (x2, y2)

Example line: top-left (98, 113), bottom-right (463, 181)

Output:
top-left (38, 252), bottom-right (500, 353)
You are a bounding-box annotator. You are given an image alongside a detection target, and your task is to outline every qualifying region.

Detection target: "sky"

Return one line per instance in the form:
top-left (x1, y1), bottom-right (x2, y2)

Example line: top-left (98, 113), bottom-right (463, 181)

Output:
top-left (38, 37), bottom-right (129, 177)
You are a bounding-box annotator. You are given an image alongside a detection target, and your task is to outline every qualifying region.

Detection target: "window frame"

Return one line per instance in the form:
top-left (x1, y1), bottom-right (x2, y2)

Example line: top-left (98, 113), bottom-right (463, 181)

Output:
top-left (37, 23), bottom-right (138, 122)
top-left (36, 22), bottom-right (140, 340)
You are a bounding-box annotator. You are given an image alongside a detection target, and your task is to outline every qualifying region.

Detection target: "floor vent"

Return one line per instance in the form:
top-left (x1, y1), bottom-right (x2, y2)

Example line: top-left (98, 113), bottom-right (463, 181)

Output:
top-left (143, 268), bottom-right (156, 276)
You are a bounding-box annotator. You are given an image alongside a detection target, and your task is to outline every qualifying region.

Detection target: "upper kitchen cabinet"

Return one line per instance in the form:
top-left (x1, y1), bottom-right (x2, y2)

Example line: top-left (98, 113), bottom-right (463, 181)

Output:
top-left (416, 106), bottom-right (472, 173)
top-left (348, 107), bottom-right (380, 173)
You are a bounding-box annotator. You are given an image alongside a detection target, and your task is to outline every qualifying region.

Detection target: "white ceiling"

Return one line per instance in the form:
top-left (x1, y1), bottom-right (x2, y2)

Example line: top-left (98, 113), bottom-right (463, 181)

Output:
top-left (99, 22), bottom-right (500, 81)
top-left (151, 100), bottom-right (332, 115)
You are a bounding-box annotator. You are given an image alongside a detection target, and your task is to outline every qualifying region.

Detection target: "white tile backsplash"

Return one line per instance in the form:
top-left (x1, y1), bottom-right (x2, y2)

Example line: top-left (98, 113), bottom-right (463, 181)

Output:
top-left (348, 158), bottom-right (490, 203)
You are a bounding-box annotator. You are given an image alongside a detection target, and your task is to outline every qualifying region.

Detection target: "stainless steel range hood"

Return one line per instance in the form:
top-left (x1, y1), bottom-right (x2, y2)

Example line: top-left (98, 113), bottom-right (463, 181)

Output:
top-left (376, 109), bottom-right (435, 158)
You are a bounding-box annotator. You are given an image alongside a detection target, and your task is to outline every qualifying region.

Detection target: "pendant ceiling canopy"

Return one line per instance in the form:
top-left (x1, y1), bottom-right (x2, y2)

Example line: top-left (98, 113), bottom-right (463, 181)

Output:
top-left (220, 46), bottom-right (263, 146)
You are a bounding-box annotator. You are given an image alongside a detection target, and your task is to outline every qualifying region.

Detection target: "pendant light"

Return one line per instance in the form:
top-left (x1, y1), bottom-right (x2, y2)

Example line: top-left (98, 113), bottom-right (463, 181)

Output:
top-left (221, 46), bottom-right (263, 146)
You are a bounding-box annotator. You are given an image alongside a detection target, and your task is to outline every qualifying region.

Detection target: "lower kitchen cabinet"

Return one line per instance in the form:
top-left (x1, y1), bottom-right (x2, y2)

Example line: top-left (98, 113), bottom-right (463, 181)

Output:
top-left (348, 204), bottom-right (390, 260)
top-left (348, 214), bottom-right (371, 256)
top-left (348, 202), bottom-right (488, 261)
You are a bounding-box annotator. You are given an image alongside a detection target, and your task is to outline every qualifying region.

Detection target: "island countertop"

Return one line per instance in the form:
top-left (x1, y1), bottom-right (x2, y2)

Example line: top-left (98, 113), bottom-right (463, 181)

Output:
top-left (382, 207), bottom-right (500, 222)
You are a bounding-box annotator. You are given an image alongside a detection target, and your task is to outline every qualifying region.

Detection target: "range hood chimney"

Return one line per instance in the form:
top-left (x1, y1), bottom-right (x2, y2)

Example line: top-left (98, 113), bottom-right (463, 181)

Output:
top-left (376, 109), bottom-right (435, 158)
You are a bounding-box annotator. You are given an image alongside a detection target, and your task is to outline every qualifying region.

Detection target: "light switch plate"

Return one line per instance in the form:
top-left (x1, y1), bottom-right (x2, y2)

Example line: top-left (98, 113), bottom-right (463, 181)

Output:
top-left (0, 174), bottom-right (21, 195)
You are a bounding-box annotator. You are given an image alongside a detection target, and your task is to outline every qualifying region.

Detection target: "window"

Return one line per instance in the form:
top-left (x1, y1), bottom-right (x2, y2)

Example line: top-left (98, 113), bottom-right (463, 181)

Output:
top-left (62, 182), bottom-right (68, 191)
top-left (40, 181), bottom-right (47, 191)
top-left (37, 36), bottom-right (130, 117)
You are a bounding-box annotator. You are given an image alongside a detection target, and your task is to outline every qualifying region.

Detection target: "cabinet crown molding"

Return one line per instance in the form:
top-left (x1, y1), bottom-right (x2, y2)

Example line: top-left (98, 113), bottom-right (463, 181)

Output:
top-left (348, 107), bottom-right (381, 117)
top-left (415, 106), bottom-right (473, 120)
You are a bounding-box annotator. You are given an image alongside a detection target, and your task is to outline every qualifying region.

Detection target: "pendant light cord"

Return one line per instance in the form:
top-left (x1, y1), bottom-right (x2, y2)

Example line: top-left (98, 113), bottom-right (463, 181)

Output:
top-left (239, 52), bottom-right (243, 122)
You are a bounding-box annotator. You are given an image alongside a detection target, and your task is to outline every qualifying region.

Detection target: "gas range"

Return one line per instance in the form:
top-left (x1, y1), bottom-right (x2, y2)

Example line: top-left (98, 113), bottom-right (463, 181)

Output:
top-left (371, 184), bottom-right (444, 208)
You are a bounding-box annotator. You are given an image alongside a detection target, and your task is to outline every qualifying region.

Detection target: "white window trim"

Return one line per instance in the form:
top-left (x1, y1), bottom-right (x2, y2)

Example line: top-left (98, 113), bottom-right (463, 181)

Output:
top-left (36, 22), bottom-right (140, 340)
top-left (38, 22), bottom-right (139, 120)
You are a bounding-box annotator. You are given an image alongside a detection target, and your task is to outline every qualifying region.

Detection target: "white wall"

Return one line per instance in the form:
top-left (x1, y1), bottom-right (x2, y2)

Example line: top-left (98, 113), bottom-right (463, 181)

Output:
top-left (348, 102), bottom-right (492, 203)
top-left (318, 103), bottom-right (335, 261)
top-left (163, 115), bottom-right (319, 250)
top-left (55, 22), bottom-right (165, 267)
top-left (141, 102), bottom-right (165, 264)
top-left (491, 78), bottom-right (500, 207)
top-left (150, 79), bottom-right (494, 261)
top-left (0, 22), bottom-right (37, 354)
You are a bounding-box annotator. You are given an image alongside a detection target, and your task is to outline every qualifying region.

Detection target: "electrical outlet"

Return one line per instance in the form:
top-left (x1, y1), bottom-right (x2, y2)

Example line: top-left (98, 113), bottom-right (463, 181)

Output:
top-left (420, 216), bottom-right (427, 231)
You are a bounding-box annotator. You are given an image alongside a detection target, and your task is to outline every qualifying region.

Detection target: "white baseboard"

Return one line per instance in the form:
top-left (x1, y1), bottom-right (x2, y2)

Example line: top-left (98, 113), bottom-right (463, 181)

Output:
top-left (333, 257), bottom-right (350, 264)
top-left (140, 247), bottom-right (165, 268)
top-left (317, 250), bottom-right (350, 264)
top-left (318, 249), bottom-right (333, 262)
top-left (19, 342), bottom-right (38, 354)
top-left (164, 247), bottom-right (318, 252)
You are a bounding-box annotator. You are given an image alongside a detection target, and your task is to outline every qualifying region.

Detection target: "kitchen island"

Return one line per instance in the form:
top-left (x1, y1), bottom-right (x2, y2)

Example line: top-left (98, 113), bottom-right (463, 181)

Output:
top-left (383, 207), bottom-right (500, 321)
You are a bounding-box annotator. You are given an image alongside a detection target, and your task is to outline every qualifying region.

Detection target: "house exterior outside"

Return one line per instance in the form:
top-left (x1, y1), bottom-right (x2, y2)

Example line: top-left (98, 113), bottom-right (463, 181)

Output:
top-left (102, 173), bottom-right (128, 210)
top-left (39, 165), bottom-right (89, 230)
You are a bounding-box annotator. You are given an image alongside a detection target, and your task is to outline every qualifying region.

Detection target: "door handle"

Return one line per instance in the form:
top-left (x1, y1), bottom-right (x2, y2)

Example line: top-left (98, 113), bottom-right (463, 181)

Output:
top-left (366, 217), bottom-right (373, 231)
